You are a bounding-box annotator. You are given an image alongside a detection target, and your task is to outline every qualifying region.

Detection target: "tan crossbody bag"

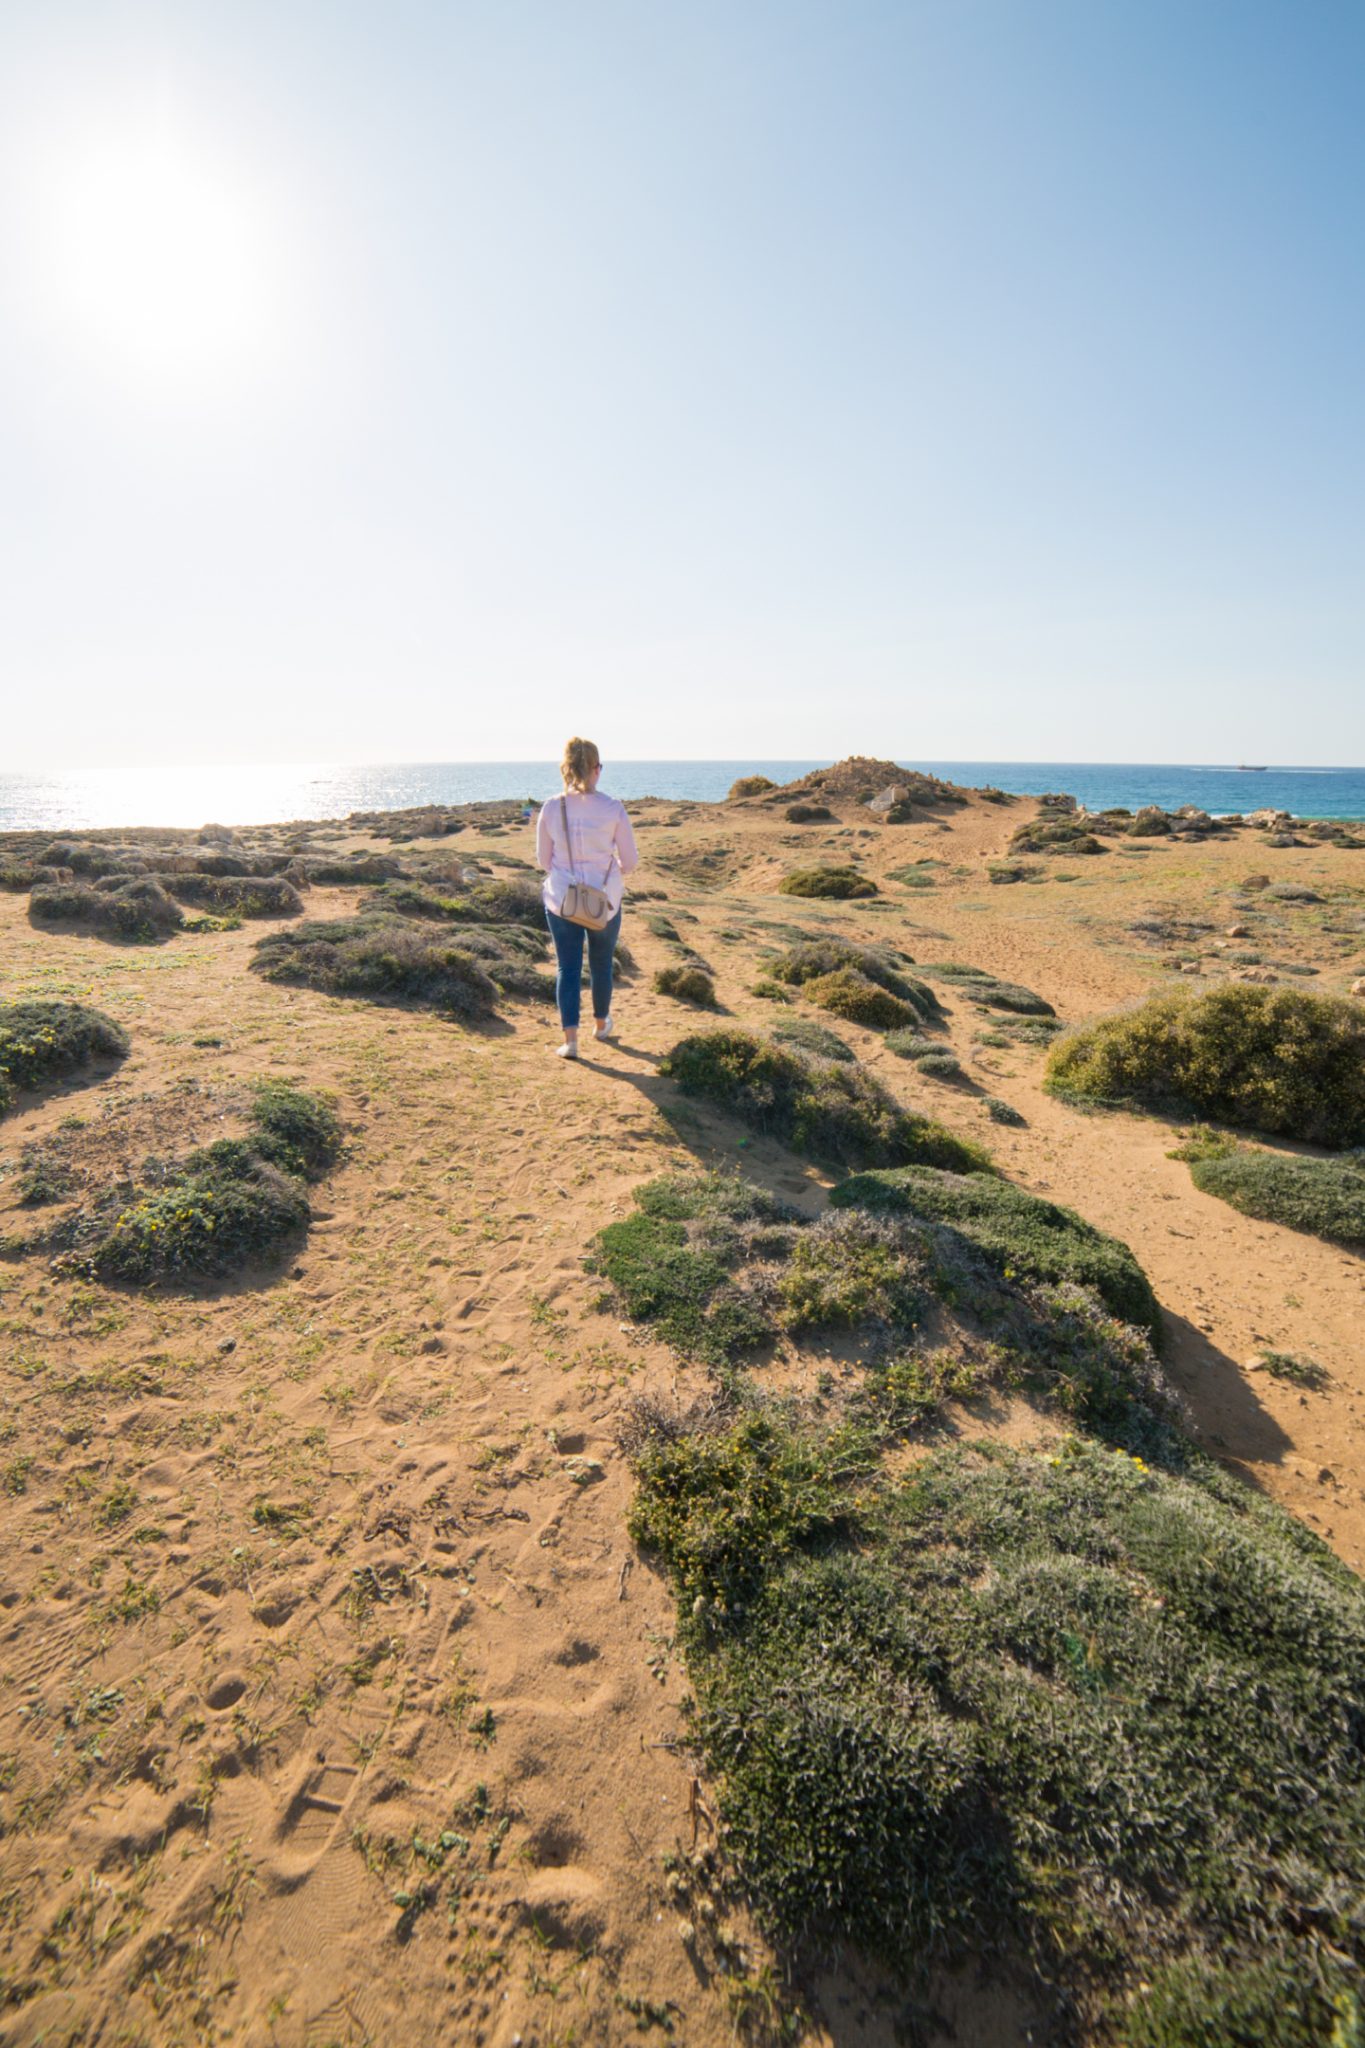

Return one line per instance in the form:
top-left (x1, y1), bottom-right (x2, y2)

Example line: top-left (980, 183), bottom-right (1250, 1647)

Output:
top-left (557, 795), bottom-right (615, 931)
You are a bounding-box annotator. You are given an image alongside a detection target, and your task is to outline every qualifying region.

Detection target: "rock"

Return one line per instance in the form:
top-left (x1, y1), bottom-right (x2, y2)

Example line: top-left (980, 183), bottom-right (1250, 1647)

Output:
top-left (867, 784), bottom-right (909, 813)
top-left (1265, 833), bottom-right (1299, 847)
top-left (1247, 808), bottom-right (1292, 829)
top-left (1225, 924), bottom-right (1251, 938)
top-left (1240, 874), bottom-right (1271, 891)
top-left (1351, 978), bottom-right (1365, 999)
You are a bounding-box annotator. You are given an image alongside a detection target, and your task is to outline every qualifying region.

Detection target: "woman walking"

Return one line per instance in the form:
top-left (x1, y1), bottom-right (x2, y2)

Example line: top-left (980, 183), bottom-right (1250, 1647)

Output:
top-left (535, 738), bottom-right (639, 1059)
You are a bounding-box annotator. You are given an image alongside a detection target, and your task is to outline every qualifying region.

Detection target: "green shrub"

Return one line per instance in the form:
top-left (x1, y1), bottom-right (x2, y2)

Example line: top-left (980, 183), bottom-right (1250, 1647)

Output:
top-left (750, 979), bottom-right (792, 1003)
top-left (88, 1083), bottom-right (339, 1283)
top-left (778, 867), bottom-right (878, 900)
top-left (1046, 985), bottom-right (1365, 1146)
top-left (803, 969), bottom-right (918, 1030)
top-left (660, 1028), bottom-right (993, 1173)
top-left (164, 873), bottom-right (303, 918)
top-left (830, 1166), bottom-right (1159, 1337)
top-left (250, 916), bottom-right (545, 1016)
top-left (654, 964), bottom-right (718, 1007)
top-left (884, 1031), bottom-right (944, 1062)
top-left (1180, 1147), bottom-right (1365, 1248)
top-left (30, 878), bottom-right (183, 943)
top-left (92, 1157), bottom-right (310, 1282)
top-left (915, 1052), bottom-right (966, 1081)
top-left (305, 856), bottom-right (404, 884)
top-left (0, 1001), bottom-right (129, 1114)
top-left (957, 978), bottom-right (1055, 1015)
top-left (768, 1018), bottom-right (854, 1062)
top-left (729, 776), bottom-right (778, 799)
top-left (784, 803), bottom-right (833, 823)
top-left (769, 941), bottom-right (939, 1019)
top-left (775, 1210), bottom-right (930, 1332)
top-left (587, 1174), bottom-right (783, 1363)
top-left (631, 1422), bottom-right (1365, 2031)
top-left (984, 1095), bottom-right (1025, 1124)
top-left (247, 1082), bottom-right (343, 1181)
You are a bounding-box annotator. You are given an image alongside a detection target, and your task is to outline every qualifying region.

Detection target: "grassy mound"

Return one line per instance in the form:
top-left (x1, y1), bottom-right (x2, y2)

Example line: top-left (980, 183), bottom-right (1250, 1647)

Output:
top-left (304, 856), bottom-right (405, 884)
top-left (803, 969), bottom-right (919, 1030)
top-left (784, 803), bottom-right (834, 823)
top-left (777, 867), bottom-right (878, 900)
top-left (728, 775), bottom-right (777, 799)
top-left (653, 964), bottom-right (717, 1007)
top-left (30, 878), bottom-right (184, 943)
top-left (768, 941), bottom-right (939, 1019)
top-left (0, 1001), bottom-right (130, 1114)
top-left (659, 1028), bottom-right (993, 1173)
top-left (1172, 1134), bottom-right (1365, 1249)
top-left (630, 1416), bottom-right (1365, 2040)
top-left (251, 916), bottom-right (547, 1016)
top-left (1046, 985), bottom-right (1365, 1147)
top-left (830, 1165), bottom-right (1160, 1337)
top-left (163, 873), bottom-right (303, 918)
top-left (90, 1085), bottom-right (340, 1284)
top-left (587, 1173), bottom-right (786, 1363)
top-left (922, 965), bottom-right (1056, 1016)
top-left (768, 1017), bottom-right (855, 1062)
top-left (750, 979), bottom-right (792, 1003)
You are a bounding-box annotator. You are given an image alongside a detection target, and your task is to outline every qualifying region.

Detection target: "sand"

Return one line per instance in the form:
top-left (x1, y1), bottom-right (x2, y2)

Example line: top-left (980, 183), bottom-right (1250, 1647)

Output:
top-left (0, 781), bottom-right (1361, 2045)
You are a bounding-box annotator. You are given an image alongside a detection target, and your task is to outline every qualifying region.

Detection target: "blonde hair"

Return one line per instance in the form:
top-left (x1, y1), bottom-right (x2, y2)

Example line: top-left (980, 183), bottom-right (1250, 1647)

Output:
top-left (561, 737), bottom-right (601, 792)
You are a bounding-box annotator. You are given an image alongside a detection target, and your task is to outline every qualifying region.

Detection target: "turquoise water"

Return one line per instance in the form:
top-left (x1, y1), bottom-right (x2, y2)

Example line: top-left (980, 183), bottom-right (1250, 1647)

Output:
top-left (1, 759), bottom-right (1362, 832)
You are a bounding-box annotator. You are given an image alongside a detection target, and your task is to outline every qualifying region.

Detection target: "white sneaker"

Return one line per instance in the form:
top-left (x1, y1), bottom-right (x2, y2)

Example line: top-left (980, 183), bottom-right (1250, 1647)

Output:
top-left (554, 1042), bottom-right (579, 1060)
top-left (593, 1016), bottom-right (615, 1040)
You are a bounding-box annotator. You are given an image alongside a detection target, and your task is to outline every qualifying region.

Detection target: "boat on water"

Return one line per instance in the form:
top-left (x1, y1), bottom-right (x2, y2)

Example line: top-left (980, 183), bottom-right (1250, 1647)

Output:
top-left (1235, 763), bottom-right (1268, 771)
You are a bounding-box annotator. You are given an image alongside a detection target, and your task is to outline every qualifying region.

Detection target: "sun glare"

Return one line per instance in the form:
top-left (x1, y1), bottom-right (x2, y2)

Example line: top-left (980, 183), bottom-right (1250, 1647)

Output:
top-left (41, 114), bottom-right (277, 389)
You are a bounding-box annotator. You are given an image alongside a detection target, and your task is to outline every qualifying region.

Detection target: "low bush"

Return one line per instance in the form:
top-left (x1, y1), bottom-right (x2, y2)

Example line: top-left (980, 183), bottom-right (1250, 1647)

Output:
top-left (784, 803), bottom-right (833, 823)
top-left (630, 1418), bottom-right (1365, 2037)
top-left (660, 1028), bottom-right (993, 1173)
top-left (164, 873), bottom-right (304, 918)
top-left (803, 969), bottom-right (919, 1030)
top-left (728, 776), bottom-right (778, 799)
top-left (251, 916), bottom-right (539, 1017)
top-left (587, 1173), bottom-right (784, 1363)
top-left (93, 1156), bottom-right (311, 1282)
top-left (1174, 1142), bottom-right (1365, 1248)
top-left (88, 1084), bottom-right (339, 1283)
top-left (0, 863), bottom-right (38, 891)
top-left (0, 1001), bottom-right (130, 1114)
top-left (769, 1017), bottom-right (855, 1062)
top-left (778, 867), bottom-right (878, 900)
top-left (304, 856), bottom-right (405, 884)
top-left (1046, 985), bottom-right (1365, 1146)
top-left (776, 1209), bottom-right (930, 1332)
top-left (916, 1052), bottom-right (967, 1081)
top-left (750, 979), bottom-right (792, 1003)
top-left (831, 1165), bottom-right (1160, 1337)
top-left (884, 1031), bottom-right (942, 1061)
top-left (768, 941), bottom-right (939, 1019)
top-left (30, 878), bottom-right (183, 942)
top-left (654, 964), bottom-right (717, 1007)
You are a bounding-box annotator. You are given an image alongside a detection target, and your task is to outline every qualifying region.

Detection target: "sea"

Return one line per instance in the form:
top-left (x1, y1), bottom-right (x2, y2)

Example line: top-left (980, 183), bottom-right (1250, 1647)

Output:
top-left (1, 760), bottom-right (1363, 833)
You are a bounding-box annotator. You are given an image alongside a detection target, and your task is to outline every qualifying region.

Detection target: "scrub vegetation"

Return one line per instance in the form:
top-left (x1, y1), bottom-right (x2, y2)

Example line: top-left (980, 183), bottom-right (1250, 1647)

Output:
top-left (1170, 1130), bottom-right (1365, 1248)
top-left (0, 1001), bottom-right (130, 1114)
top-left (659, 1028), bottom-right (994, 1173)
top-left (603, 1165), bottom-right (1365, 2045)
top-left (1046, 985), bottom-right (1365, 1146)
top-left (251, 912), bottom-right (552, 1017)
top-left (777, 866), bottom-right (879, 900)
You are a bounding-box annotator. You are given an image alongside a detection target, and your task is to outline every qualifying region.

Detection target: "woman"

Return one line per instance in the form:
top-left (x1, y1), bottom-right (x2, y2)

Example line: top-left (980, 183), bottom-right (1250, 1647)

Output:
top-left (535, 737), bottom-right (639, 1059)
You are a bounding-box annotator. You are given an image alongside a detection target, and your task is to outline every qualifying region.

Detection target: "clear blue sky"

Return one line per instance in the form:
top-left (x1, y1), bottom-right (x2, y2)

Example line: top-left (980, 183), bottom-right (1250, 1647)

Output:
top-left (1, 0), bottom-right (1361, 769)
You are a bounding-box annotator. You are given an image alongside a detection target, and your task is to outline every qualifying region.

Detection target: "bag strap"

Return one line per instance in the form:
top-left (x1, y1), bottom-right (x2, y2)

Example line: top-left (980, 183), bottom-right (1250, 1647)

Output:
top-left (559, 794), bottom-right (580, 884)
top-left (560, 791), bottom-right (614, 892)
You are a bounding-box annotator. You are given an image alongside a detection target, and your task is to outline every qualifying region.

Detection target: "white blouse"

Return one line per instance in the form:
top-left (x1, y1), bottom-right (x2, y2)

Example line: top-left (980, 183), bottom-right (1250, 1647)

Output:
top-left (535, 789), bottom-right (640, 916)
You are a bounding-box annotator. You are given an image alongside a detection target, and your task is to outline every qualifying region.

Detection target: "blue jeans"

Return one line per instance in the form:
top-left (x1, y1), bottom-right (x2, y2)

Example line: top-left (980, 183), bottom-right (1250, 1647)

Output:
top-left (546, 906), bottom-right (622, 1029)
